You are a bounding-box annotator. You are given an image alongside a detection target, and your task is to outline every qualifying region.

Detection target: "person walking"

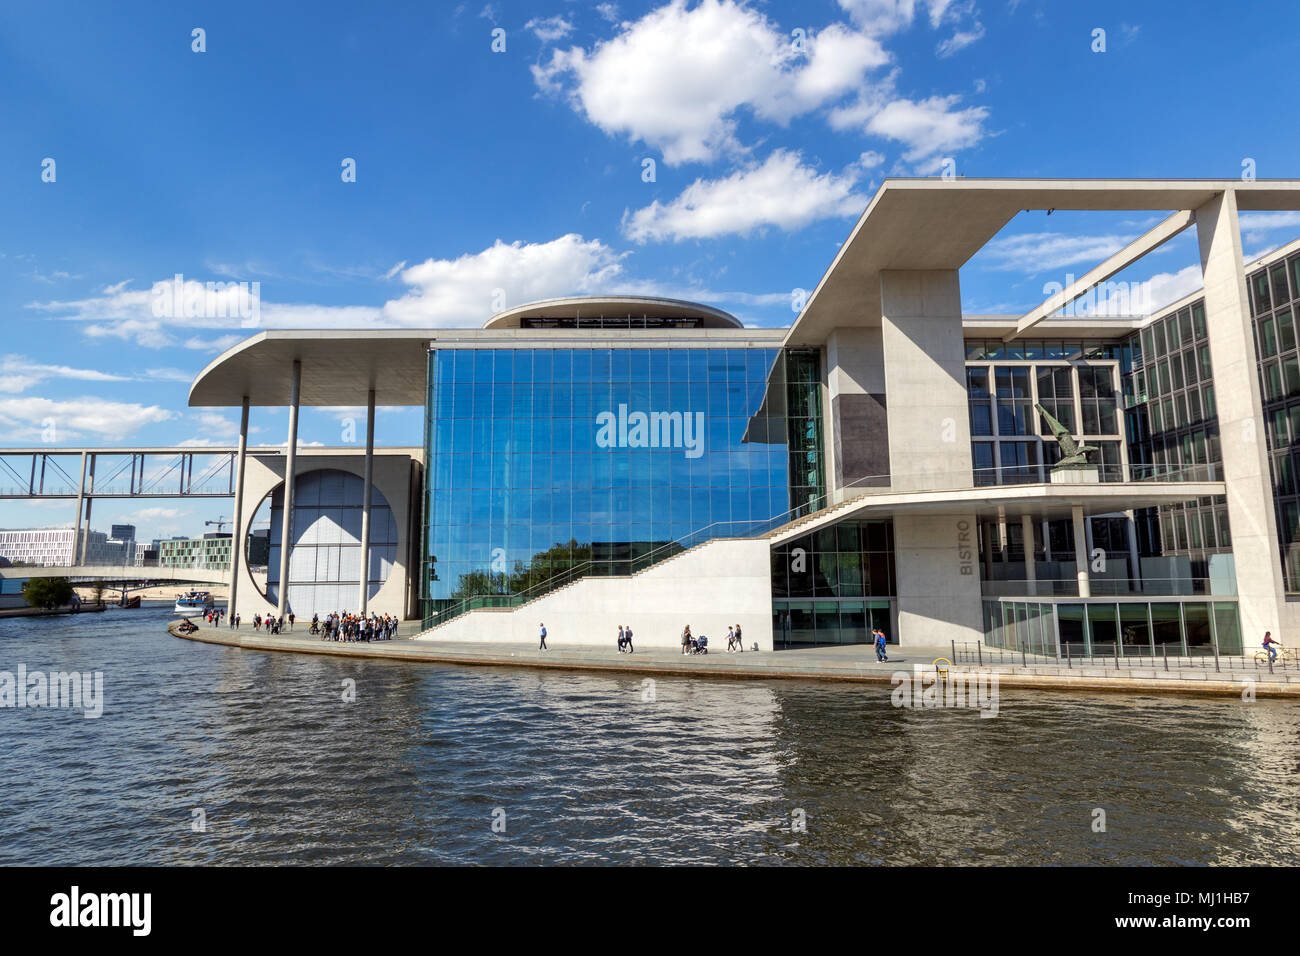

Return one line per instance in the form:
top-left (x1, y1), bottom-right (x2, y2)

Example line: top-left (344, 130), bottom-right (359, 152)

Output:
top-left (617, 624), bottom-right (626, 653)
top-left (726, 625), bottom-right (736, 652)
top-left (1263, 630), bottom-right (1283, 664)
top-left (623, 624), bottom-right (633, 654)
top-left (874, 627), bottom-right (889, 663)
top-left (735, 623), bottom-right (744, 652)
top-left (538, 622), bottom-right (548, 651)
top-left (681, 625), bottom-right (693, 655)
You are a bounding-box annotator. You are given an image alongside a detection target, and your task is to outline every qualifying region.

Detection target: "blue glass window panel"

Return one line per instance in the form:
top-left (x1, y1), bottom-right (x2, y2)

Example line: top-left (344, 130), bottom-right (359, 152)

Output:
top-left (533, 350), bottom-right (553, 382)
top-left (629, 349), bottom-right (650, 382)
top-left (571, 349), bottom-right (592, 381)
top-left (552, 350), bottom-right (572, 383)
top-left (630, 382), bottom-right (652, 406)
top-left (512, 350), bottom-right (532, 382)
top-left (669, 349), bottom-right (690, 381)
top-left (592, 348), bottom-right (612, 380)
top-left (473, 349), bottom-right (494, 381)
top-left (688, 349), bottom-right (708, 382)
top-left (649, 349), bottom-right (670, 382)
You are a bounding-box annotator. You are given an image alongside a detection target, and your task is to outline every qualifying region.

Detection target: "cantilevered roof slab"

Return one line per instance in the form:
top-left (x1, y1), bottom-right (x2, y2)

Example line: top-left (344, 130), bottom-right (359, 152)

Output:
top-left (188, 330), bottom-right (432, 407)
top-left (786, 178), bottom-right (1300, 346)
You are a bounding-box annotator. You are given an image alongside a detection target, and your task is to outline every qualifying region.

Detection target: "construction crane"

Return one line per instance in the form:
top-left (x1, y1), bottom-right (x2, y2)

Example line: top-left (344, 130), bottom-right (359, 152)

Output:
top-left (205, 516), bottom-right (231, 533)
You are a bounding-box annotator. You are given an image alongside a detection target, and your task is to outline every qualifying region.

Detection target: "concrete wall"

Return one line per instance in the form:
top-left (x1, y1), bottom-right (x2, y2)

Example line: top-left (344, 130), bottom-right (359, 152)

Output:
top-left (417, 537), bottom-right (775, 650)
top-left (879, 270), bottom-right (973, 492)
top-left (892, 512), bottom-right (984, 646)
top-left (826, 327), bottom-right (890, 489)
top-left (232, 452), bottom-right (418, 622)
top-left (1195, 191), bottom-right (1288, 641)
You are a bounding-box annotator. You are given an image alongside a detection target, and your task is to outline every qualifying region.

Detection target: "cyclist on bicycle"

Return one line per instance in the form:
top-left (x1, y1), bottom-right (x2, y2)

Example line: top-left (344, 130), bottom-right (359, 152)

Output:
top-left (1262, 631), bottom-right (1283, 664)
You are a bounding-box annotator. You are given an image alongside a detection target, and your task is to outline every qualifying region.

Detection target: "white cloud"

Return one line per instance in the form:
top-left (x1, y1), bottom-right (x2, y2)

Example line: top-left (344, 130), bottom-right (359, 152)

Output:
top-left (525, 15), bottom-right (574, 43)
top-left (0, 355), bottom-right (132, 394)
top-left (144, 367), bottom-right (196, 383)
top-left (0, 396), bottom-right (176, 442)
top-left (976, 232), bottom-right (1134, 274)
top-left (855, 93), bottom-right (989, 166)
top-left (533, 0), bottom-right (888, 165)
top-left (837, 0), bottom-right (968, 35)
top-left (936, 21), bottom-right (985, 57)
top-left (623, 149), bottom-right (870, 242)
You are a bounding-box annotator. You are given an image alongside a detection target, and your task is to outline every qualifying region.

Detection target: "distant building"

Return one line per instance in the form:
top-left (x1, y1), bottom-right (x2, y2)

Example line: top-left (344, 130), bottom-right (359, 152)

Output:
top-left (158, 532), bottom-right (233, 571)
top-left (133, 541), bottom-right (158, 567)
top-left (247, 528), bottom-right (270, 567)
top-left (0, 528), bottom-right (124, 566)
top-left (110, 524), bottom-right (136, 544)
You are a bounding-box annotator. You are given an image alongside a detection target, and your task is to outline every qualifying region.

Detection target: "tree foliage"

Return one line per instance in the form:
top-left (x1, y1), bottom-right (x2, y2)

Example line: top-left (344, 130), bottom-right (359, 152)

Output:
top-left (22, 576), bottom-right (75, 610)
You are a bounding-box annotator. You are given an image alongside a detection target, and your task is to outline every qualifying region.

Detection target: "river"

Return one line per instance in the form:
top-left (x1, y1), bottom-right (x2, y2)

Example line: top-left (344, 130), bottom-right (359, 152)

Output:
top-left (1, 605), bottom-right (1296, 865)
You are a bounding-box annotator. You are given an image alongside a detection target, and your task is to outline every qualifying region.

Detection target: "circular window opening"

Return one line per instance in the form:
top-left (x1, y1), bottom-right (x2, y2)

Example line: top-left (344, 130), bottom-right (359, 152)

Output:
top-left (245, 469), bottom-right (397, 618)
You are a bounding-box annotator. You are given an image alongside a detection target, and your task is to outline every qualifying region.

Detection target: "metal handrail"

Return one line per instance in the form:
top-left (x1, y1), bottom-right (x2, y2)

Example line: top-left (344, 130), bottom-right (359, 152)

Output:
top-left (422, 460), bottom-right (1228, 629)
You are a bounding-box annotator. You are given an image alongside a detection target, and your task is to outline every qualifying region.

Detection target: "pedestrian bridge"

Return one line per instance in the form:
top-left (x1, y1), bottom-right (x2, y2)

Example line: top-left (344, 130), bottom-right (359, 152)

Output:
top-left (0, 565), bottom-right (230, 586)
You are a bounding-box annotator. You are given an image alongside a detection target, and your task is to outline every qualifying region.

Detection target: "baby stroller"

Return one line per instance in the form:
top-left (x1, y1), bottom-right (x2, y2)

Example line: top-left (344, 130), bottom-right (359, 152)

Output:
top-left (691, 635), bottom-right (709, 655)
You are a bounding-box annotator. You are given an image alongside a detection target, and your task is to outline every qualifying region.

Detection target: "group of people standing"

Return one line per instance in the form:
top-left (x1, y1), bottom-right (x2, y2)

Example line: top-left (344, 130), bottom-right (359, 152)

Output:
top-left (313, 611), bottom-right (398, 642)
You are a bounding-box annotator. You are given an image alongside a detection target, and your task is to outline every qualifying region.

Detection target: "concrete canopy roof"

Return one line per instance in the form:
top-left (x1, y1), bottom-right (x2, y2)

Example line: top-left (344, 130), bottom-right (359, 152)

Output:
top-left (785, 177), bottom-right (1300, 347)
top-left (189, 330), bottom-right (432, 407)
top-left (484, 295), bottom-right (741, 328)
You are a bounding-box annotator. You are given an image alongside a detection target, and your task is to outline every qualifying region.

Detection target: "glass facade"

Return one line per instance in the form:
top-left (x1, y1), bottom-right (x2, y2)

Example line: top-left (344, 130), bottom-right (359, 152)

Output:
top-left (1122, 299), bottom-right (1231, 566)
top-left (771, 519), bottom-right (895, 646)
top-left (1248, 250), bottom-right (1300, 591)
top-left (965, 340), bottom-right (1124, 485)
top-left (422, 346), bottom-right (826, 623)
top-left (983, 598), bottom-right (1242, 656)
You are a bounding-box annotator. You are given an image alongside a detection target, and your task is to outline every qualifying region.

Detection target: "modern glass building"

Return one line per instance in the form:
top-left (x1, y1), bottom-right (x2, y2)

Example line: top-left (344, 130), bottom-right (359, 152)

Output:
top-left (421, 300), bottom-right (828, 629)
top-left (186, 178), bottom-right (1300, 654)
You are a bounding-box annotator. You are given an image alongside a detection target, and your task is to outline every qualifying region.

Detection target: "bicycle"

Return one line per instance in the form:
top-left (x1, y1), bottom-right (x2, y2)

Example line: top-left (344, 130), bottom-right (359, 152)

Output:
top-left (1254, 644), bottom-right (1297, 665)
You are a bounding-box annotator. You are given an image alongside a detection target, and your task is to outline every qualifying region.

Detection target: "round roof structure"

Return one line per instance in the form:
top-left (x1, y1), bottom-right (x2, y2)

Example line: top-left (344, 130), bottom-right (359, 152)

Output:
top-left (484, 295), bottom-right (741, 329)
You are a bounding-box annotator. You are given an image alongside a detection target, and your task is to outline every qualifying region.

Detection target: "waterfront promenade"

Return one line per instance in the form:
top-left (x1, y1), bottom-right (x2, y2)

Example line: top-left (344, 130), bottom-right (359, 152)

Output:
top-left (167, 619), bottom-right (1300, 698)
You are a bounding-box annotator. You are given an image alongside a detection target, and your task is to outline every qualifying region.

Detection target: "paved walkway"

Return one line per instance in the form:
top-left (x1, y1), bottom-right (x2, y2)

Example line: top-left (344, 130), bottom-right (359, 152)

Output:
top-left (168, 619), bottom-right (1300, 698)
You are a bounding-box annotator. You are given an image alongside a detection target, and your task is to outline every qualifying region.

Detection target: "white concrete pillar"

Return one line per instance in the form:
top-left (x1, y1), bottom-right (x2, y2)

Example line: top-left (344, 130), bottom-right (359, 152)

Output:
top-left (80, 454), bottom-right (96, 565)
top-left (1021, 513), bottom-right (1037, 596)
top-left (879, 270), bottom-right (971, 491)
top-left (359, 388), bottom-right (376, 614)
top-left (1125, 510), bottom-right (1141, 592)
top-left (1072, 504), bottom-right (1091, 598)
top-left (72, 451), bottom-right (87, 566)
top-left (276, 361), bottom-right (301, 619)
top-left (1195, 188), bottom-right (1285, 639)
top-left (228, 397), bottom-right (250, 619)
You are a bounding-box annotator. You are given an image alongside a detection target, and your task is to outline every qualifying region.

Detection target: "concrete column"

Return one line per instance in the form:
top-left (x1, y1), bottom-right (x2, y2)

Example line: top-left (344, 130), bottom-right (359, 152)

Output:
top-left (1196, 188), bottom-right (1286, 639)
top-left (1021, 513), bottom-right (1037, 596)
top-left (1125, 510), bottom-right (1142, 592)
top-left (880, 270), bottom-right (971, 491)
top-left (358, 388), bottom-right (376, 614)
top-left (825, 327), bottom-right (889, 489)
top-left (72, 451), bottom-right (87, 567)
top-left (880, 270), bottom-right (982, 643)
top-left (893, 512), bottom-right (983, 646)
top-left (80, 454), bottom-right (96, 565)
top-left (1072, 504), bottom-right (1091, 598)
top-left (276, 360), bottom-right (301, 619)
top-left (981, 519), bottom-right (994, 580)
top-left (228, 397), bottom-right (250, 619)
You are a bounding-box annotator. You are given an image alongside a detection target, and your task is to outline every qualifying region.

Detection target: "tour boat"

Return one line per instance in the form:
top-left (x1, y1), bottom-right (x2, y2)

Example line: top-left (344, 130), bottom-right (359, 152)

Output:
top-left (174, 590), bottom-right (215, 615)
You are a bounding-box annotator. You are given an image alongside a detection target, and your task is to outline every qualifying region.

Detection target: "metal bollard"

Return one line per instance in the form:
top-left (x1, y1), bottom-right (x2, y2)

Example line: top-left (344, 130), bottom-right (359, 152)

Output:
top-left (1163, 642), bottom-right (1168, 671)
top-left (977, 643), bottom-right (983, 667)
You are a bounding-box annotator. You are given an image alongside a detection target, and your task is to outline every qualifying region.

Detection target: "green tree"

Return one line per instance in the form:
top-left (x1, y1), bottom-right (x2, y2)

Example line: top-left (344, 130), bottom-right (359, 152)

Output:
top-left (22, 577), bottom-right (74, 610)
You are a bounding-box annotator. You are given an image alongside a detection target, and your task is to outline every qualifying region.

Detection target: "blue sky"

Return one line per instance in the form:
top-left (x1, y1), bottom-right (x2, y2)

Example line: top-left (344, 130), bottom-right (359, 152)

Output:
top-left (1, 0), bottom-right (1298, 539)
